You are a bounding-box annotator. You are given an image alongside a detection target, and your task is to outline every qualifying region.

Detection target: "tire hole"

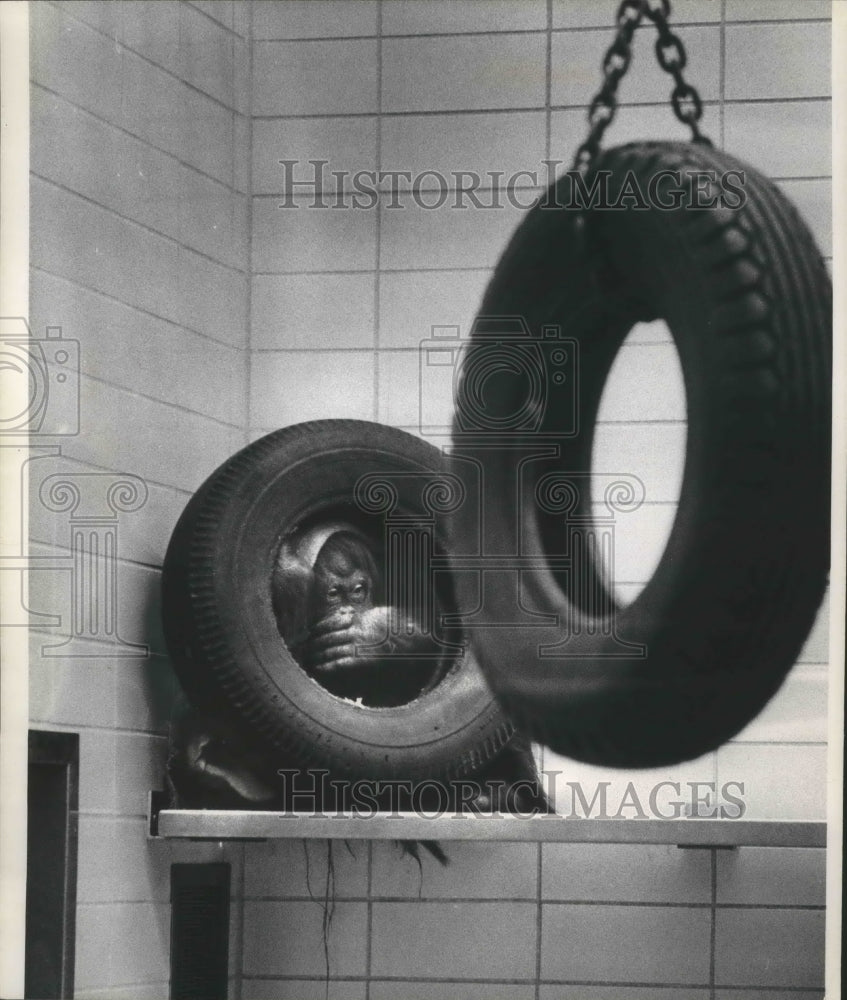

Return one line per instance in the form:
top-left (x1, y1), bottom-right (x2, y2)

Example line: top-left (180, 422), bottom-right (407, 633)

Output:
top-left (271, 505), bottom-right (460, 707)
top-left (590, 321), bottom-right (687, 607)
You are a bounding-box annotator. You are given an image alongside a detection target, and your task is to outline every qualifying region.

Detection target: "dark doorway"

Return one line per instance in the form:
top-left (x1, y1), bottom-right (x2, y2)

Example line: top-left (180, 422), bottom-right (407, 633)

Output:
top-left (25, 730), bottom-right (79, 1000)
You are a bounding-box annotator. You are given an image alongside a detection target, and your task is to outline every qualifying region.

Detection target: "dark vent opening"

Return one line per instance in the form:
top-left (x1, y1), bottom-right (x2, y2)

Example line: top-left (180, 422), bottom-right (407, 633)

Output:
top-left (25, 730), bottom-right (79, 1000)
top-left (170, 862), bottom-right (231, 1000)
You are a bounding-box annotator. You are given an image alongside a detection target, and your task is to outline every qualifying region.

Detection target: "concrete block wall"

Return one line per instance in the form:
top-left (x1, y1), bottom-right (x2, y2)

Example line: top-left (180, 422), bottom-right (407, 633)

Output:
top-left (28, 2), bottom-right (250, 996)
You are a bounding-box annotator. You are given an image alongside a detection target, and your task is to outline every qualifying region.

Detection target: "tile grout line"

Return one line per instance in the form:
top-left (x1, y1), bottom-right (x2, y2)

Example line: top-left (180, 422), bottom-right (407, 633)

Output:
top-left (372, 0), bottom-right (384, 424)
top-left (183, 0), bottom-right (247, 41)
top-left (189, 894), bottom-right (826, 910)
top-left (536, 17), bottom-right (552, 997)
top-left (545, 0), bottom-right (553, 169)
top-left (31, 80), bottom-right (250, 197)
top-left (52, 0), bottom-right (249, 119)
top-left (233, 842), bottom-right (246, 1000)
top-left (251, 245), bottom-right (834, 276)
top-left (365, 840), bottom-right (374, 999)
top-left (719, 0), bottom-right (727, 150)
top-left (245, 0), bottom-right (255, 445)
top-left (710, 847), bottom-right (718, 999)
top-left (248, 240), bottom-right (833, 278)
top-left (31, 171), bottom-right (249, 277)
top-left (30, 264), bottom-right (247, 353)
top-left (250, 17), bottom-right (830, 45)
top-left (58, 365), bottom-right (244, 433)
top-left (239, 974), bottom-right (825, 990)
top-left (250, 93), bottom-right (831, 122)
top-left (711, 710), bottom-right (719, 1000)
top-left (250, 266), bottom-right (491, 277)
top-left (534, 841), bottom-right (543, 999)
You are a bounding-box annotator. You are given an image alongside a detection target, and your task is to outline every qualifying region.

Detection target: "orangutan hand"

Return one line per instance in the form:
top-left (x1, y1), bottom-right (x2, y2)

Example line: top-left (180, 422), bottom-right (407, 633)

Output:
top-left (299, 605), bottom-right (393, 674)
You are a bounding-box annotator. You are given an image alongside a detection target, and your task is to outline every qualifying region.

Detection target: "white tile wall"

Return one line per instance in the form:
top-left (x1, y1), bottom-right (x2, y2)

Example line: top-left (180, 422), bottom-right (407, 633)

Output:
top-left (542, 843), bottom-right (711, 903)
top-left (30, 271), bottom-right (245, 422)
top-left (778, 178), bottom-right (832, 255)
top-left (188, 1), bottom-right (247, 36)
top-left (715, 908), bottom-right (825, 988)
top-left (252, 116), bottom-right (379, 194)
top-left (383, 1), bottom-right (547, 35)
top-left (716, 744), bottom-right (828, 821)
top-left (541, 990), bottom-right (710, 1000)
top-left (551, 25), bottom-right (720, 107)
top-left (242, 983), bottom-right (367, 1000)
top-left (378, 268), bottom-right (492, 349)
top-left (252, 194), bottom-right (378, 272)
top-left (380, 110), bottom-right (548, 191)
top-left (29, 2), bottom-right (832, 997)
top-left (371, 901), bottom-right (537, 979)
top-left (250, 349), bottom-right (376, 427)
top-left (716, 846), bottom-right (825, 906)
top-left (373, 986), bottom-right (533, 1000)
top-left (245, 4), bottom-right (831, 992)
top-left (251, 273), bottom-right (377, 349)
top-left (551, 103), bottom-right (722, 162)
top-left (253, 38), bottom-right (379, 115)
top-left (31, 178), bottom-right (247, 342)
top-left (382, 34), bottom-right (547, 113)
top-left (252, 0), bottom-right (378, 41)
top-left (379, 191), bottom-right (528, 270)
top-left (244, 839), bottom-right (370, 899)
top-left (723, 101), bottom-right (831, 178)
top-left (724, 22), bottom-right (830, 100)
top-left (371, 840), bottom-right (538, 898)
top-left (553, 1), bottom-right (721, 29)
top-left (541, 903), bottom-right (712, 983)
top-left (725, 0), bottom-right (831, 18)
top-left (243, 901), bottom-right (369, 977)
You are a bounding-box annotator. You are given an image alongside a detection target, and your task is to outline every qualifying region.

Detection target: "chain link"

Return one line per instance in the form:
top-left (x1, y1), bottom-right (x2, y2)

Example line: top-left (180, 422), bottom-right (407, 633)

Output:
top-left (571, 0), bottom-right (711, 175)
top-left (572, 0), bottom-right (645, 176)
top-left (644, 0), bottom-right (710, 143)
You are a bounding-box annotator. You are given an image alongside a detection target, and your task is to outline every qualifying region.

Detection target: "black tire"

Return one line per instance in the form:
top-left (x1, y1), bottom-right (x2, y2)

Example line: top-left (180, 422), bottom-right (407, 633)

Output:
top-left (448, 141), bottom-right (831, 767)
top-left (162, 420), bottom-right (514, 781)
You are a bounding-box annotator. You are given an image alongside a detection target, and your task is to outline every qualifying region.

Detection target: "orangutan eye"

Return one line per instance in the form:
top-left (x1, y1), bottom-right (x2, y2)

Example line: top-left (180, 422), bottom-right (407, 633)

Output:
top-left (327, 587), bottom-right (339, 598)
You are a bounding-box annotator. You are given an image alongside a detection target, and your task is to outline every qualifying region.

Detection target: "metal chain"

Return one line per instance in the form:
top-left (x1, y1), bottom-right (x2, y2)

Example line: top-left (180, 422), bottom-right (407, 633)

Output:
top-left (571, 0), bottom-right (711, 175)
top-left (643, 0), bottom-right (711, 145)
top-left (572, 0), bottom-right (645, 176)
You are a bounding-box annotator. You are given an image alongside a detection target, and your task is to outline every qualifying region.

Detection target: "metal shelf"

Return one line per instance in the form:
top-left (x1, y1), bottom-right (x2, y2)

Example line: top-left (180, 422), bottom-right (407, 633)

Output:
top-left (148, 796), bottom-right (826, 847)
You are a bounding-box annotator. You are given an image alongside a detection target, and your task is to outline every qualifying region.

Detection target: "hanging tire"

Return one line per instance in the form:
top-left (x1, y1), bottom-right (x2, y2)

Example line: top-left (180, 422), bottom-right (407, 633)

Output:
top-left (447, 140), bottom-right (831, 767)
top-left (162, 420), bottom-right (514, 781)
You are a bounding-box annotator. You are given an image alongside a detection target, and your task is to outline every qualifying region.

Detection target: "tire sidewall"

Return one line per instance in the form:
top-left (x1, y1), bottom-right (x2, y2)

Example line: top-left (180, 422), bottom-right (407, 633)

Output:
top-left (165, 422), bottom-right (512, 779)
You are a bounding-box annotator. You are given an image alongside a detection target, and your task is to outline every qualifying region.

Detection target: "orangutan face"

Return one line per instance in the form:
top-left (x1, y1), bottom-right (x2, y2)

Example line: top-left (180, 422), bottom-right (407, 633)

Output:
top-left (310, 534), bottom-right (376, 620)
